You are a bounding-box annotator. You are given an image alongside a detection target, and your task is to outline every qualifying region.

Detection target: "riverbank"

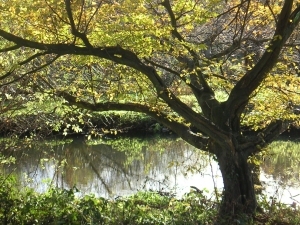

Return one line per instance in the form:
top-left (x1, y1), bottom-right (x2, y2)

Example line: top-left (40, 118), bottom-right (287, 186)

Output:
top-left (0, 112), bottom-right (160, 138)
top-left (1, 121), bottom-right (300, 224)
top-left (0, 174), bottom-right (299, 225)
top-left (1, 111), bottom-right (299, 139)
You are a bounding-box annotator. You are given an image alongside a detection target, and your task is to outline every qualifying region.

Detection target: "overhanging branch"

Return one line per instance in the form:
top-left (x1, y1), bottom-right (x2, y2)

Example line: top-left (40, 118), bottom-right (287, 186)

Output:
top-left (0, 28), bottom-right (232, 147)
top-left (57, 90), bottom-right (210, 150)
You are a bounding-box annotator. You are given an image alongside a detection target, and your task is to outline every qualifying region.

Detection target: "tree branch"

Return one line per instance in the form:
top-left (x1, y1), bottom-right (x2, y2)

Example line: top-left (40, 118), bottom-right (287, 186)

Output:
top-left (64, 0), bottom-right (93, 48)
top-left (160, 0), bottom-right (184, 41)
top-left (57, 90), bottom-right (210, 150)
top-left (18, 52), bottom-right (51, 66)
top-left (208, 40), bottom-right (240, 59)
top-left (225, 0), bottom-right (300, 131)
top-left (0, 44), bottom-right (21, 52)
top-left (0, 28), bottom-right (232, 148)
top-left (0, 55), bottom-right (60, 87)
top-left (242, 120), bottom-right (289, 156)
top-left (160, 0), bottom-right (222, 117)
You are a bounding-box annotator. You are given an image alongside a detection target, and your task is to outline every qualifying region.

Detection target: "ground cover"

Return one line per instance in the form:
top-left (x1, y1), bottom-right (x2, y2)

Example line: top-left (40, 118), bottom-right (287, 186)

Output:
top-left (0, 174), bottom-right (299, 225)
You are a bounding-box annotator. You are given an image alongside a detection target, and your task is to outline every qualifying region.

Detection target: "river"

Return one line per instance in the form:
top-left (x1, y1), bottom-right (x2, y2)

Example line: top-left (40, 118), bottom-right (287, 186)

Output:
top-left (1, 134), bottom-right (300, 206)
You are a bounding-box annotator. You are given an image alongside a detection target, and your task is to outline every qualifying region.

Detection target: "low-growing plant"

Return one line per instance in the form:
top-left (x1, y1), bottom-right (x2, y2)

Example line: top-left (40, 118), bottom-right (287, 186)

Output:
top-left (0, 174), bottom-right (299, 225)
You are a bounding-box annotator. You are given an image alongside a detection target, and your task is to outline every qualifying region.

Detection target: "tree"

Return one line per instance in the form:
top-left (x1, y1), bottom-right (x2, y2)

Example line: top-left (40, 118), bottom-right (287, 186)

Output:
top-left (0, 0), bottom-right (300, 220)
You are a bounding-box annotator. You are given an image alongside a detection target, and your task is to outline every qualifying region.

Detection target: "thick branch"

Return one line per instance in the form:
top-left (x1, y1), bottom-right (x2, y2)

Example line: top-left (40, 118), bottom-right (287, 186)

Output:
top-left (241, 120), bottom-right (289, 156)
top-left (0, 29), bottom-right (70, 50)
top-left (225, 0), bottom-right (300, 128)
top-left (161, 2), bottom-right (219, 116)
top-left (0, 30), bottom-right (231, 147)
top-left (57, 90), bottom-right (209, 150)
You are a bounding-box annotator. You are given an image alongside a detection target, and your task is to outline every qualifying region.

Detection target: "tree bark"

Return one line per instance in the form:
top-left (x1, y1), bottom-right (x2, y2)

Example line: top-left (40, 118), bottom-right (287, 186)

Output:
top-left (213, 143), bottom-right (257, 221)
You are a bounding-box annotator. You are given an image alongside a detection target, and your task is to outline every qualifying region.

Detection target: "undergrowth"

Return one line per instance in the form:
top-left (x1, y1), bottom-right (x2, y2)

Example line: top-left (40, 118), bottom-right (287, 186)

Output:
top-left (0, 174), bottom-right (299, 225)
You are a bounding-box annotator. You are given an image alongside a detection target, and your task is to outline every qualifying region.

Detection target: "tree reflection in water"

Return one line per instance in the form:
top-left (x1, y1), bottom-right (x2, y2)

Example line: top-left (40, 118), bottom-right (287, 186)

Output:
top-left (1, 136), bottom-right (216, 197)
top-left (1, 136), bottom-right (300, 204)
top-left (259, 139), bottom-right (300, 204)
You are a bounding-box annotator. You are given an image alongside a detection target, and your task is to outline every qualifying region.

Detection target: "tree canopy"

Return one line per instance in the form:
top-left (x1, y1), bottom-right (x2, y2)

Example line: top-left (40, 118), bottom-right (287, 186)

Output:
top-left (0, 0), bottom-right (300, 221)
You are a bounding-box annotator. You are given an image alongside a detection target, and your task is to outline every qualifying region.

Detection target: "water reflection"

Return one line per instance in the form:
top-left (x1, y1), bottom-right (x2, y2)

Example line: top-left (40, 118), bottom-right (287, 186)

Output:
top-left (260, 140), bottom-right (300, 204)
top-left (1, 136), bottom-right (300, 205)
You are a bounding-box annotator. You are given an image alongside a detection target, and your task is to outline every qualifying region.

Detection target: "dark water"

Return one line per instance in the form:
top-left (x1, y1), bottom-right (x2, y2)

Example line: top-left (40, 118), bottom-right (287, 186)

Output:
top-left (1, 135), bottom-right (300, 205)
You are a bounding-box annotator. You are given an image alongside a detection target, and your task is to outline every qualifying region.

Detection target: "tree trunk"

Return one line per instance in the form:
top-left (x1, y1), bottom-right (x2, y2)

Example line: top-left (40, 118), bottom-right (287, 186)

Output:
top-left (214, 144), bottom-right (257, 221)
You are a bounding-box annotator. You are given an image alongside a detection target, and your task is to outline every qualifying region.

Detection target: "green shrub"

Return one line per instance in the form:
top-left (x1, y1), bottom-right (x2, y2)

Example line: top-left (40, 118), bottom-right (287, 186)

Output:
top-left (0, 174), bottom-right (299, 225)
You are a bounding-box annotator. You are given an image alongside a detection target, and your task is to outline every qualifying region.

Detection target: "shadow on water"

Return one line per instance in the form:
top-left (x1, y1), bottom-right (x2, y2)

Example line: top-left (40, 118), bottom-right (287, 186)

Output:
top-left (1, 134), bottom-right (300, 204)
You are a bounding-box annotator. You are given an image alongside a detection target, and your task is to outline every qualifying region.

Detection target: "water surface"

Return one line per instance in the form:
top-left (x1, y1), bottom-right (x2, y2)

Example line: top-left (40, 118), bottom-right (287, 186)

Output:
top-left (2, 135), bottom-right (300, 206)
